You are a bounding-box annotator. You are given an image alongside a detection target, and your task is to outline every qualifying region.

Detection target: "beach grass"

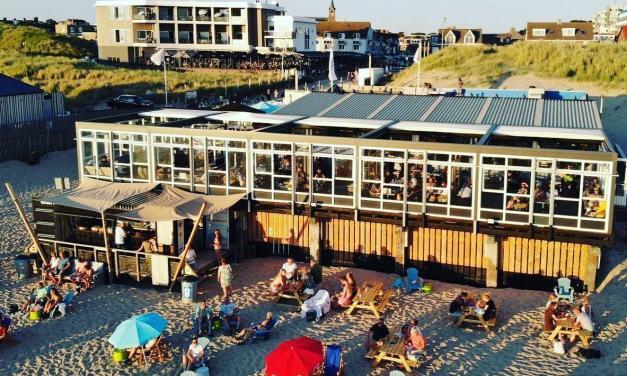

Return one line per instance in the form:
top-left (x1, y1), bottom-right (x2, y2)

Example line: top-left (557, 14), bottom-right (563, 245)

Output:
top-left (390, 42), bottom-right (627, 89)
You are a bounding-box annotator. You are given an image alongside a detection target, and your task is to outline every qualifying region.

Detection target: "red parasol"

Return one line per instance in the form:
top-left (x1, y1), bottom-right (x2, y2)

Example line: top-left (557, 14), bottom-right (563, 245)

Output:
top-left (265, 336), bottom-right (324, 376)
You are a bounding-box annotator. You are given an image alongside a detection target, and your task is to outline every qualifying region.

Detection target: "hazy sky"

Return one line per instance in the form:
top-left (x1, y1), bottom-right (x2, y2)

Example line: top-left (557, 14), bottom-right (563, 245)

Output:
top-left (0, 0), bottom-right (623, 33)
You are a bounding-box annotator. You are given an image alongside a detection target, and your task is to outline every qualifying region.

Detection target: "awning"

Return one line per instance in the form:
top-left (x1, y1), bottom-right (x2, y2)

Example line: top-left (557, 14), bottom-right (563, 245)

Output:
top-left (117, 185), bottom-right (246, 221)
top-left (43, 178), bottom-right (159, 213)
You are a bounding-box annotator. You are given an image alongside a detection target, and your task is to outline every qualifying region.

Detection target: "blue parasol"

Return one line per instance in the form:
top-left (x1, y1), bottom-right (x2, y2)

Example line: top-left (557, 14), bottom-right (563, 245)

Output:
top-left (108, 312), bottom-right (168, 349)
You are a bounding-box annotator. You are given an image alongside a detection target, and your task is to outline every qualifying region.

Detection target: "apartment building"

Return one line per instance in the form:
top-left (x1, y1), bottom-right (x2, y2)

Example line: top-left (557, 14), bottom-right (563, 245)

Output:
top-left (94, 0), bottom-right (284, 63)
top-left (314, 0), bottom-right (372, 54)
top-left (265, 15), bottom-right (317, 52)
top-left (591, 5), bottom-right (625, 34)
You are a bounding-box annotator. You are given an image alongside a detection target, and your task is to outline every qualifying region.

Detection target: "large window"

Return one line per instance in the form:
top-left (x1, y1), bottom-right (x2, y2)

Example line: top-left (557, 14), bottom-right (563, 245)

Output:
top-left (360, 148), bottom-right (405, 212)
top-left (80, 131), bottom-right (112, 180)
top-left (312, 145), bottom-right (355, 207)
top-left (152, 135), bottom-right (191, 186)
top-left (480, 155), bottom-right (612, 232)
top-left (253, 142), bottom-right (293, 202)
top-left (112, 132), bottom-right (149, 182)
top-left (425, 153), bottom-right (474, 218)
top-left (193, 138), bottom-right (247, 194)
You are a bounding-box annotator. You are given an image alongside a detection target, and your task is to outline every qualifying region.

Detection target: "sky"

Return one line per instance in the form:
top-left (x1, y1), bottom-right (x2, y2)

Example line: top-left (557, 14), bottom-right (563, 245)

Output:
top-left (0, 0), bottom-right (624, 33)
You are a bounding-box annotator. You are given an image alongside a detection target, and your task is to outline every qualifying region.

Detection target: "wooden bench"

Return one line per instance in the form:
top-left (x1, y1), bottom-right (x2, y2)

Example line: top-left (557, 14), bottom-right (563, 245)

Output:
top-left (376, 289), bottom-right (393, 313)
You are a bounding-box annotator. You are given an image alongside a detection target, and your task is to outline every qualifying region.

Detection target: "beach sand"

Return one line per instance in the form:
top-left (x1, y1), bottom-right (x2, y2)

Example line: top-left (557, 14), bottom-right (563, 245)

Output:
top-left (1, 152), bottom-right (626, 375)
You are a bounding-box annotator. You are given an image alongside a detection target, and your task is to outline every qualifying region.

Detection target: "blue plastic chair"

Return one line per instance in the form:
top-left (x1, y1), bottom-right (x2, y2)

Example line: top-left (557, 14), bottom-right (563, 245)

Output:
top-left (404, 268), bottom-right (423, 294)
top-left (248, 318), bottom-right (277, 344)
top-left (324, 344), bottom-right (343, 376)
top-left (554, 277), bottom-right (574, 303)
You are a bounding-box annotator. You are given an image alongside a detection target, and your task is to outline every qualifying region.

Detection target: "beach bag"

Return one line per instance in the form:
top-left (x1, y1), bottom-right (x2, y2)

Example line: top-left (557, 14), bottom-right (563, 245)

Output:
top-left (306, 310), bottom-right (317, 322)
top-left (575, 348), bottom-right (601, 359)
top-left (553, 340), bottom-right (565, 355)
top-left (211, 316), bottom-right (223, 331)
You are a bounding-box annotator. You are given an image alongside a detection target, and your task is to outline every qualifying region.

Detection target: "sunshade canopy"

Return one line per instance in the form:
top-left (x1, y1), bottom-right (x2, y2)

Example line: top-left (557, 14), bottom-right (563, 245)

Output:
top-left (117, 185), bottom-right (246, 221)
top-left (265, 336), bottom-right (324, 376)
top-left (108, 312), bottom-right (168, 349)
top-left (43, 178), bottom-right (158, 213)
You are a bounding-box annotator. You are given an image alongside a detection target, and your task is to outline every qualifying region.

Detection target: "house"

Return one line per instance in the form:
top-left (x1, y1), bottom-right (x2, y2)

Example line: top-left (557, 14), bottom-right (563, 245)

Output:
top-left (94, 0), bottom-right (285, 63)
top-left (0, 74), bottom-right (72, 162)
top-left (55, 19), bottom-right (97, 40)
top-left (315, 0), bottom-right (372, 54)
top-left (399, 32), bottom-right (427, 52)
top-left (266, 16), bottom-right (317, 52)
top-left (619, 26), bottom-right (627, 42)
top-left (526, 21), bottom-right (594, 42)
top-left (370, 29), bottom-right (400, 55)
top-left (438, 28), bottom-right (482, 47)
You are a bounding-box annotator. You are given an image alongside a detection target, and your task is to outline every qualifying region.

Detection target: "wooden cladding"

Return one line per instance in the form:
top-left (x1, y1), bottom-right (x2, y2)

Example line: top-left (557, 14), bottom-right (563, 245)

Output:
top-left (247, 212), bottom-right (310, 248)
top-left (500, 238), bottom-right (590, 281)
top-left (321, 219), bottom-right (399, 257)
top-left (409, 228), bottom-right (484, 269)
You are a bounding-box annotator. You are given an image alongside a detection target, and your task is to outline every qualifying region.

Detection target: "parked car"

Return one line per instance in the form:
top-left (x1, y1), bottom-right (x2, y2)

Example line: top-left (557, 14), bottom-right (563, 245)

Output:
top-left (106, 95), bottom-right (154, 109)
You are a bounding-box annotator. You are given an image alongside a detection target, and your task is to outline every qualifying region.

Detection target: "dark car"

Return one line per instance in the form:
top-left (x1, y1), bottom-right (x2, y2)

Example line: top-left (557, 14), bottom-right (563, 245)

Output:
top-left (106, 95), bottom-right (154, 109)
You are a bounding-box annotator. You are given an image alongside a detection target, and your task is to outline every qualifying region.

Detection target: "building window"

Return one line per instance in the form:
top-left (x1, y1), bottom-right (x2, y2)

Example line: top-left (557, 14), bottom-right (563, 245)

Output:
top-left (445, 31), bottom-right (456, 45)
top-left (354, 33), bottom-right (361, 39)
top-left (324, 40), bottom-right (332, 50)
top-left (338, 40), bottom-right (346, 50)
top-left (325, 32), bottom-right (332, 38)
top-left (136, 30), bottom-right (153, 42)
top-left (532, 28), bottom-right (546, 37)
top-left (253, 142), bottom-right (293, 202)
top-left (80, 131), bottom-right (112, 180)
top-left (152, 135), bottom-right (191, 186)
top-left (464, 31), bottom-right (475, 44)
top-left (111, 29), bottom-right (126, 43)
top-left (192, 138), bottom-right (247, 194)
top-left (312, 145), bottom-right (355, 207)
top-left (353, 40), bottom-right (361, 51)
top-left (562, 28), bottom-right (576, 37)
top-left (111, 6), bottom-right (125, 20)
top-left (112, 132), bottom-right (149, 182)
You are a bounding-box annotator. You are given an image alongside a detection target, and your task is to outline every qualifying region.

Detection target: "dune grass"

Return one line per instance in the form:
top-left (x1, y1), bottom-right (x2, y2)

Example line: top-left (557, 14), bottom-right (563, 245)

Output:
top-left (391, 42), bottom-right (627, 89)
top-left (0, 24), bottom-right (282, 108)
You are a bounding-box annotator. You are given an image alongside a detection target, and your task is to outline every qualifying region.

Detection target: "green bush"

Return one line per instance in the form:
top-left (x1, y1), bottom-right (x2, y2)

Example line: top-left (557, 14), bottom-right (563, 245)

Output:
top-left (0, 24), bottom-right (95, 57)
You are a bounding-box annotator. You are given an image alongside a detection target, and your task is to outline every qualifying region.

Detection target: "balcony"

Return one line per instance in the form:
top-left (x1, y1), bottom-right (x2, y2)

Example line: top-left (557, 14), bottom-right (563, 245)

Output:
top-left (178, 15), bottom-right (193, 22)
top-left (231, 16), bottom-right (246, 24)
top-left (196, 8), bottom-right (211, 22)
top-left (197, 37), bottom-right (212, 44)
top-left (133, 12), bottom-right (156, 21)
top-left (135, 37), bottom-right (156, 44)
top-left (216, 38), bottom-right (230, 45)
top-left (214, 16), bottom-right (229, 23)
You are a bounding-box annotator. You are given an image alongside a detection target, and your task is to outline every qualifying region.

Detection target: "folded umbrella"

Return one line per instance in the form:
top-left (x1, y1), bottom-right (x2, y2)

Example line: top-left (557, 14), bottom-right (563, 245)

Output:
top-left (108, 312), bottom-right (168, 349)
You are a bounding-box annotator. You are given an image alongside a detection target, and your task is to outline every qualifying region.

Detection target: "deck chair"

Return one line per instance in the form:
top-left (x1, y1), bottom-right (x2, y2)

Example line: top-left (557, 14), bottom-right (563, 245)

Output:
top-left (50, 291), bottom-right (76, 318)
top-left (247, 318), bottom-right (277, 344)
top-left (1, 316), bottom-right (12, 341)
top-left (404, 268), bottom-right (423, 294)
top-left (554, 277), bottom-right (574, 303)
top-left (324, 344), bottom-right (344, 376)
top-left (196, 336), bottom-right (211, 368)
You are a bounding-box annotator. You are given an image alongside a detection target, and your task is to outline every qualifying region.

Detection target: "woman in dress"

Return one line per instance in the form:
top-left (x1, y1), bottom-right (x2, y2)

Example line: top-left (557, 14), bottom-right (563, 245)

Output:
top-left (217, 257), bottom-right (233, 298)
top-left (213, 229), bottom-right (223, 262)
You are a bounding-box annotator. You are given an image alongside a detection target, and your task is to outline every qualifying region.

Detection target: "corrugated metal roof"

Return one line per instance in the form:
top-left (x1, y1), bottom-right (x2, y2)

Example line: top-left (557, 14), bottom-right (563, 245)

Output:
top-left (372, 95), bottom-right (438, 121)
top-left (483, 98), bottom-right (537, 126)
top-left (0, 74), bottom-right (43, 97)
top-left (322, 94), bottom-right (390, 118)
top-left (426, 97), bottom-right (487, 124)
top-left (273, 92), bottom-right (343, 116)
top-left (542, 100), bottom-right (600, 129)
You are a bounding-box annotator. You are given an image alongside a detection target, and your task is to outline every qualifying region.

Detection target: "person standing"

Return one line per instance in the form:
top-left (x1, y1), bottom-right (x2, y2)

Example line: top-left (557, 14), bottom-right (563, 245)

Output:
top-left (114, 222), bottom-right (126, 249)
top-left (213, 229), bottom-right (223, 263)
top-left (217, 257), bottom-right (233, 298)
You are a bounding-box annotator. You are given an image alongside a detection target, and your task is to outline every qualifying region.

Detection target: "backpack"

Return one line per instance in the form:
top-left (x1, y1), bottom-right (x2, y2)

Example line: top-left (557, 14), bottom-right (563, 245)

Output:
top-left (305, 310), bottom-right (317, 322)
top-left (211, 316), bottom-right (223, 331)
top-left (575, 348), bottom-right (601, 359)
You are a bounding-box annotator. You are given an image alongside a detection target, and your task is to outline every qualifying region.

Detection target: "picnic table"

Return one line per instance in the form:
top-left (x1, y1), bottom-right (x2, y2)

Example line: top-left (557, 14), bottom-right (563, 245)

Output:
top-left (346, 281), bottom-right (392, 318)
top-left (369, 324), bottom-right (417, 372)
top-left (548, 318), bottom-right (591, 348)
top-left (274, 280), bottom-right (310, 305)
top-left (455, 305), bottom-right (496, 333)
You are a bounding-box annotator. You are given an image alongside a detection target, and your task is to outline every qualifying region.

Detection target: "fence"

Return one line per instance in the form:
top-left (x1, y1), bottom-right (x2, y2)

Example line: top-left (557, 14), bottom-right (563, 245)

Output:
top-left (0, 116), bottom-right (75, 162)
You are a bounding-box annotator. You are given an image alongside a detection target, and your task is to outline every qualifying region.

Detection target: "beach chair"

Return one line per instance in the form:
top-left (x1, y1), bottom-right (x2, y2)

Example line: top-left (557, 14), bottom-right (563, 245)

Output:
top-left (50, 291), bottom-right (76, 318)
top-left (196, 336), bottom-right (211, 368)
top-left (247, 317), bottom-right (277, 344)
top-left (1, 316), bottom-right (12, 342)
top-left (554, 277), bottom-right (574, 303)
top-left (404, 268), bottom-right (423, 294)
top-left (323, 344), bottom-right (344, 376)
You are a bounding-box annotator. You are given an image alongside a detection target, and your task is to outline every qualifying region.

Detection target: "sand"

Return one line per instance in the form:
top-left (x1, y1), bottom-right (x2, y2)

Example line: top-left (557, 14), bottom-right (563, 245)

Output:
top-left (1, 152), bottom-right (626, 375)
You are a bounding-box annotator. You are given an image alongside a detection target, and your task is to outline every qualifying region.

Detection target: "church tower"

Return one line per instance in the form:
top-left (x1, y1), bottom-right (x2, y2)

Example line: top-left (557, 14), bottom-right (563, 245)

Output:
top-left (328, 0), bottom-right (336, 21)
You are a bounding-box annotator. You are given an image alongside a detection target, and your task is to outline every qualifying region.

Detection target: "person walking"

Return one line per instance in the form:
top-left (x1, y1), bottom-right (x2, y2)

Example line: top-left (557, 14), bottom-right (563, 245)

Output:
top-left (217, 257), bottom-right (233, 298)
top-left (213, 229), bottom-right (223, 262)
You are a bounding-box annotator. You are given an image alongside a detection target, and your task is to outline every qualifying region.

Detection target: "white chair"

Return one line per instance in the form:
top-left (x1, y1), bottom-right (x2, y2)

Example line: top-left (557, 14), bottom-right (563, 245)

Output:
top-left (389, 371), bottom-right (405, 376)
top-left (180, 371), bottom-right (197, 376)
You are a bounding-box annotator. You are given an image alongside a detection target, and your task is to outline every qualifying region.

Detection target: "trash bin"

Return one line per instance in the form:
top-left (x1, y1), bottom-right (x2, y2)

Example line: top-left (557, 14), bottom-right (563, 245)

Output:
top-left (15, 255), bottom-right (33, 279)
top-left (181, 276), bottom-right (199, 303)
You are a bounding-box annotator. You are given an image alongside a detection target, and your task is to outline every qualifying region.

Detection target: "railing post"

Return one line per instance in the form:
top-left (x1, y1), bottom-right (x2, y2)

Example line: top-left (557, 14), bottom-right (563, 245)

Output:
top-left (135, 252), bottom-right (141, 282)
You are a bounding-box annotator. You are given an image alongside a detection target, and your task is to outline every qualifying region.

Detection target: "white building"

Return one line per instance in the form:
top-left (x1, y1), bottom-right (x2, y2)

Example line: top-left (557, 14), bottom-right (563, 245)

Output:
top-left (94, 0), bottom-right (285, 63)
top-left (591, 5), bottom-right (625, 34)
top-left (266, 16), bottom-right (317, 52)
top-left (314, 0), bottom-right (372, 55)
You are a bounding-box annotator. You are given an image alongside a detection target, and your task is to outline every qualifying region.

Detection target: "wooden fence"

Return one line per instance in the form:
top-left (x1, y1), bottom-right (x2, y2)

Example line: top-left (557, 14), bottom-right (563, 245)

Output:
top-left (0, 117), bottom-right (75, 162)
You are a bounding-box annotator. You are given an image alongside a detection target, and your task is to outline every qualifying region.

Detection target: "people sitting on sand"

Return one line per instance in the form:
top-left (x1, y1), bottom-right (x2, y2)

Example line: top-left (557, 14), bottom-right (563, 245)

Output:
top-left (42, 288), bottom-right (62, 317)
top-left (449, 292), bottom-right (470, 319)
top-left (281, 257), bottom-right (298, 280)
top-left (406, 326), bottom-right (426, 362)
top-left (581, 295), bottom-right (593, 321)
top-left (218, 296), bottom-right (240, 335)
top-left (570, 306), bottom-right (594, 343)
top-left (182, 336), bottom-right (204, 370)
top-left (366, 318), bottom-right (390, 350)
top-left (127, 335), bottom-right (160, 365)
top-left (346, 271), bottom-right (358, 296)
top-left (235, 311), bottom-right (274, 344)
top-left (20, 281), bottom-right (49, 313)
top-left (43, 251), bottom-right (60, 282)
top-left (332, 276), bottom-right (354, 309)
top-left (403, 318), bottom-right (421, 338)
top-left (270, 270), bottom-right (287, 296)
top-left (50, 251), bottom-right (72, 286)
top-left (193, 300), bottom-right (211, 336)
top-left (480, 293), bottom-right (497, 322)
top-left (69, 259), bottom-right (92, 292)
top-left (544, 294), bottom-right (559, 333)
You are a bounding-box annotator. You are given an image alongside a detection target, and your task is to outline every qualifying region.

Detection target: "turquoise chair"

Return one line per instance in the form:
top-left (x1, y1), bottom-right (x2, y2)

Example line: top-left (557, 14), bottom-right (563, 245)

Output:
top-left (404, 268), bottom-right (423, 294)
top-left (554, 277), bottom-right (574, 303)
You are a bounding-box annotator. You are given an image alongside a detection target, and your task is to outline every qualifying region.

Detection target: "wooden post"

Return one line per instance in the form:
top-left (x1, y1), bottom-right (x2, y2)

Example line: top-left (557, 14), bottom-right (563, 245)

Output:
top-left (5, 182), bottom-right (47, 264)
top-left (101, 212), bottom-right (115, 283)
top-left (483, 235), bottom-right (499, 288)
top-left (309, 217), bottom-right (321, 263)
top-left (168, 203), bottom-right (207, 292)
top-left (394, 226), bottom-right (406, 275)
top-left (585, 245), bottom-right (601, 292)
